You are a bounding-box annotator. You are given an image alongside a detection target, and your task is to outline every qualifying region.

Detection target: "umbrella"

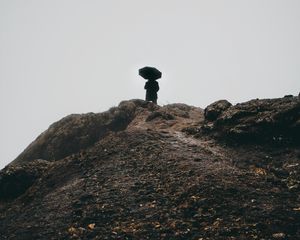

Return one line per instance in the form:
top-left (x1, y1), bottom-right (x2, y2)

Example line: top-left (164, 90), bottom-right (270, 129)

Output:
top-left (139, 66), bottom-right (162, 80)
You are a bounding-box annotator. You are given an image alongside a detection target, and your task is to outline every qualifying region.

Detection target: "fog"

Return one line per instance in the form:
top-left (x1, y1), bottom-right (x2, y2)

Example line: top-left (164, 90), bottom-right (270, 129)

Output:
top-left (1, 0), bottom-right (300, 169)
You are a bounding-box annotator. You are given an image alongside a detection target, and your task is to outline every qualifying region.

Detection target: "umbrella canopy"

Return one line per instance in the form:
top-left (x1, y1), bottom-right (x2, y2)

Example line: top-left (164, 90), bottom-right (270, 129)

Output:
top-left (139, 66), bottom-right (162, 80)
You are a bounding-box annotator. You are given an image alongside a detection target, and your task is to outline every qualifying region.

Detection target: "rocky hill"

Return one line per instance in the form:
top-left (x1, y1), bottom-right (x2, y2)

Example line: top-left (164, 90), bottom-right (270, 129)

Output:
top-left (0, 96), bottom-right (300, 240)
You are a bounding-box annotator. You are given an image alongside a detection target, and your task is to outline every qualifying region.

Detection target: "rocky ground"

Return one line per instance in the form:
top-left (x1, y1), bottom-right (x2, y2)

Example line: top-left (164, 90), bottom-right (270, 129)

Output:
top-left (0, 97), bottom-right (299, 240)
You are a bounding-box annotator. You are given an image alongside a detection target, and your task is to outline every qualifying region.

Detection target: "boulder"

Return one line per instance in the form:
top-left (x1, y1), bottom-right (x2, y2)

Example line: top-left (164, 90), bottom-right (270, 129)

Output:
top-left (204, 100), bottom-right (232, 121)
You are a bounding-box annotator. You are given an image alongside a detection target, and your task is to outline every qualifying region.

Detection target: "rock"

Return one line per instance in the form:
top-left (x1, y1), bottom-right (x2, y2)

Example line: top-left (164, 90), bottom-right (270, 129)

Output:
top-left (0, 159), bottom-right (50, 201)
top-left (272, 232), bottom-right (286, 239)
top-left (88, 223), bottom-right (96, 230)
top-left (1, 97), bottom-right (299, 239)
top-left (204, 100), bottom-right (232, 121)
top-left (163, 104), bottom-right (193, 118)
top-left (206, 97), bottom-right (300, 143)
top-left (146, 111), bottom-right (175, 122)
top-left (11, 100), bottom-right (150, 165)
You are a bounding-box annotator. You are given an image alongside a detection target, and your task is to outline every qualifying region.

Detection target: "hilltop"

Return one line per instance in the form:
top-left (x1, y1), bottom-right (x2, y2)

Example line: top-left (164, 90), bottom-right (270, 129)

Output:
top-left (0, 96), bottom-right (300, 240)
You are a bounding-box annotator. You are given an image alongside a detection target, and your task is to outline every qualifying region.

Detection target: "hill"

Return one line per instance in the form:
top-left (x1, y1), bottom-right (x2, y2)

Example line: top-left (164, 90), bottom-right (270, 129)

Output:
top-left (0, 96), bottom-right (300, 239)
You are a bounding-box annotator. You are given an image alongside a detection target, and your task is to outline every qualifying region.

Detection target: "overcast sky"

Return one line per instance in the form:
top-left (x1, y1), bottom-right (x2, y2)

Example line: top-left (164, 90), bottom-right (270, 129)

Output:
top-left (1, 0), bottom-right (300, 169)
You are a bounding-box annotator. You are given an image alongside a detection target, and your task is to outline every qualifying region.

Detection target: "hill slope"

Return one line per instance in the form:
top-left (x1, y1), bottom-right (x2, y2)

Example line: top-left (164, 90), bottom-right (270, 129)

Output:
top-left (0, 97), bottom-right (300, 240)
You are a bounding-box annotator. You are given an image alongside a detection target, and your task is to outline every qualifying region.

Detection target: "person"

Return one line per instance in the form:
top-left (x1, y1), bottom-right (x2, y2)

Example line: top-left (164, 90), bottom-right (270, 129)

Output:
top-left (144, 79), bottom-right (159, 104)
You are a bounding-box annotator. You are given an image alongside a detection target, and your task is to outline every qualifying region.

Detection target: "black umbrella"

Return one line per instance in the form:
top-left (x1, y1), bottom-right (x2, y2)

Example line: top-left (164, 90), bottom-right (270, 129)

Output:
top-left (139, 66), bottom-right (162, 80)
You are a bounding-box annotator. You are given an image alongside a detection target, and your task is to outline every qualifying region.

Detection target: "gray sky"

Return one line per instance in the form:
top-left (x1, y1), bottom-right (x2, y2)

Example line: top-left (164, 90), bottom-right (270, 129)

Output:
top-left (1, 0), bottom-right (300, 169)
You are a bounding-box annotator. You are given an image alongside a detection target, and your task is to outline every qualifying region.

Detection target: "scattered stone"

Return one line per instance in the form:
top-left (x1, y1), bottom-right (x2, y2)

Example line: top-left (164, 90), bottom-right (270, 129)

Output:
top-left (88, 223), bottom-right (95, 230)
top-left (272, 232), bottom-right (286, 239)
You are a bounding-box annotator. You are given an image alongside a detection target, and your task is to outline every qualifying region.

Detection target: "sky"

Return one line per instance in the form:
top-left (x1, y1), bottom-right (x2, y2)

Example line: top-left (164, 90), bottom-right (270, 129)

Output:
top-left (1, 0), bottom-right (300, 169)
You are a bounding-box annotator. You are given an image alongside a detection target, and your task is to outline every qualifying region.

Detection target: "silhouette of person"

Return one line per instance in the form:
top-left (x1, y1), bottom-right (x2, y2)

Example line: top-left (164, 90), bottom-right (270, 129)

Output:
top-left (144, 79), bottom-right (159, 104)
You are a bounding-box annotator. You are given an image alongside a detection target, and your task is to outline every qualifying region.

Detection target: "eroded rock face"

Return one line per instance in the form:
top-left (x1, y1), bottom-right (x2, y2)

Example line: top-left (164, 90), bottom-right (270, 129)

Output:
top-left (205, 97), bottom-right (300, 143)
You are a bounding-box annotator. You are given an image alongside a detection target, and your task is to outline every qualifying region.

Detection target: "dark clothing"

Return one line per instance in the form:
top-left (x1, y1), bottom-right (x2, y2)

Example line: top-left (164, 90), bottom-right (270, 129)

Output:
top-left (144, 80), bottom-right (159, 104)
